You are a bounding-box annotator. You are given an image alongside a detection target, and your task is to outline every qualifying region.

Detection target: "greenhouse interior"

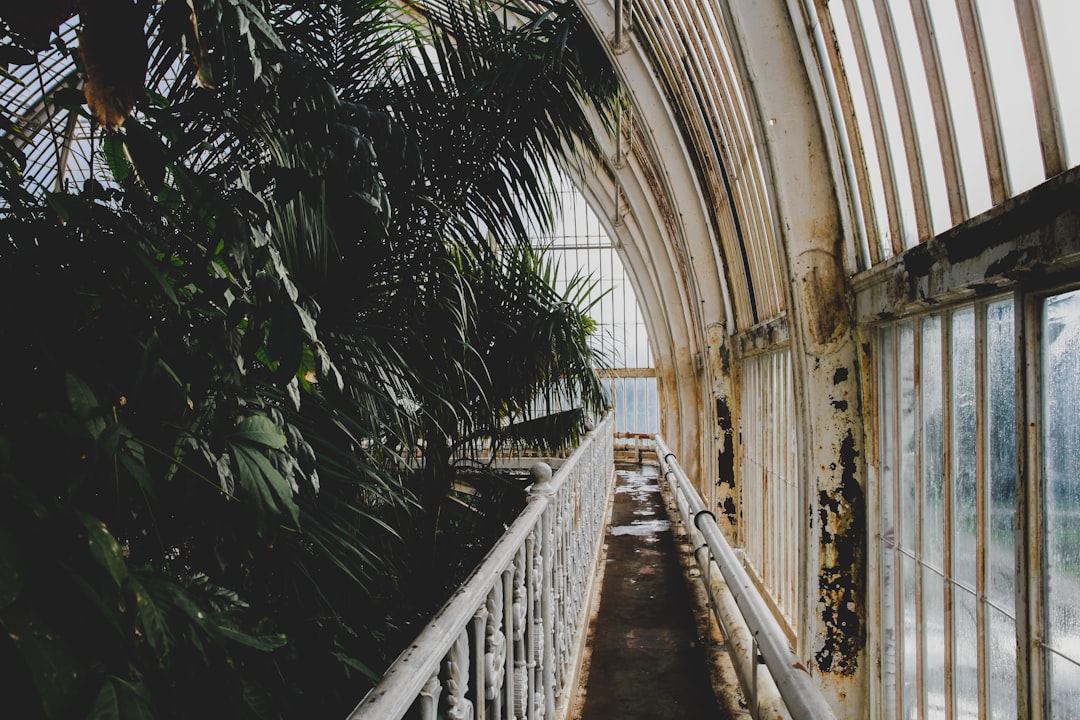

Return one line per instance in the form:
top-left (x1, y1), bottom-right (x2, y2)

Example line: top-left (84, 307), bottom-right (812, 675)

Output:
top-left (2, 1), bottom-right (1079, 718)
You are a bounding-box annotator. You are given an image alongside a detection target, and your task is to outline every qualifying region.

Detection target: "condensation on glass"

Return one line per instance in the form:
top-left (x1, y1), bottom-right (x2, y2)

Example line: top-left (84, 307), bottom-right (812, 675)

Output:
top-left (875, 298), bottom-right (1016, 719)
top-left (1042, 289), bottom-right (1080, 718)
top-left (739, 348), bottom-right (798, 629)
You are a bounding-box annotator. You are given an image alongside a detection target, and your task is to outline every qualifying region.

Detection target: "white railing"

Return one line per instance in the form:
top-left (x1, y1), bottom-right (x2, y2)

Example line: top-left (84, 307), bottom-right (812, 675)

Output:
top-left (347, 412), bottom-right (615, 720)
top-left (655, 435), bottom-right (839, 720)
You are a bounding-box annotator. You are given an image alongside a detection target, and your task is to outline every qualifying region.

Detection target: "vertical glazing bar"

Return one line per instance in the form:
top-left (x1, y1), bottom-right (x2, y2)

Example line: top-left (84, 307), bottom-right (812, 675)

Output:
top-left (842, 0), bottom-right (906, 256)
top-left (1012, 0), bottom-right (1066, 178)
top-left (953, 0), bottom-right (1010, 202)
top-left (807, 0), bottom-right (880, 267)
top-left (1018, 290), bottom-right (1042, 720)
top-left (871, 0), bottom-right (932, 242)
top-left (909, 0), bottom-right (968, 224)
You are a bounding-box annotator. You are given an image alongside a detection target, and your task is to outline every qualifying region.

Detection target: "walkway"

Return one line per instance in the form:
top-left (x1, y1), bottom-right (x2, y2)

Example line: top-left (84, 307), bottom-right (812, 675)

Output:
top-left (573, 463), bottom-right (747, 719)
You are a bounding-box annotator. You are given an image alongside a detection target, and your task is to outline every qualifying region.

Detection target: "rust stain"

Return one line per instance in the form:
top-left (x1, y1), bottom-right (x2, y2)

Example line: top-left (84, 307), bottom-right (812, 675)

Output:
top-left (814, 428), bottom-right (866, 677)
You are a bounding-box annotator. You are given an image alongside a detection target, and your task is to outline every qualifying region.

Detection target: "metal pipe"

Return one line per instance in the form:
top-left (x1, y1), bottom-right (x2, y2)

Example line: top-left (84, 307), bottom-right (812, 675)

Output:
top-left (656, 436), bottom-right (840, 720)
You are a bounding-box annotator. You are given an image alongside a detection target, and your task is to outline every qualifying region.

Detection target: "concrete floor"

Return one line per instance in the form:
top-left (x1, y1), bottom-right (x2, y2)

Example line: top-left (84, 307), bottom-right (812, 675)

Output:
top-left (572, 463), bottom-right (749, 720)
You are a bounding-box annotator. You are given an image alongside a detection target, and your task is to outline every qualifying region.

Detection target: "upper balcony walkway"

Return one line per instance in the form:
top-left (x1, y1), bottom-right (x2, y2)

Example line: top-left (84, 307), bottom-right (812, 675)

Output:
top-left (574, 461), bottom-right (746, 719)
top-left (347, 414), bottom-right (838, 720)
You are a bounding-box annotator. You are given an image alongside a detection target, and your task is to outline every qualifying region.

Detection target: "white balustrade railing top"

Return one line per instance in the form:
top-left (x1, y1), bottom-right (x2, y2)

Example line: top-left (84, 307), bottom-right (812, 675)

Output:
top-left (347, 413), bottom-right (615, 720)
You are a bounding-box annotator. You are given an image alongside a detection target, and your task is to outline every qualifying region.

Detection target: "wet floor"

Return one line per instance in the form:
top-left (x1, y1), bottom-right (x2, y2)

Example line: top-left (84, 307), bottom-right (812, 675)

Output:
top-left (574, 464), bottom-right (739, 719)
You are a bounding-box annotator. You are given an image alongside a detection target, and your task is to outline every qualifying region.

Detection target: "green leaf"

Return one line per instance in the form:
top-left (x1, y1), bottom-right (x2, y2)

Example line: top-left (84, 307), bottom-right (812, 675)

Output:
top-left (233, 444), bottom-right (300, 529)
top-left (127, 577), bottom-right (171, 659)
top-left (123, 118), bottom-right (166, 194)
top-left (89, 678), bottom-right (155, 720)
top-left (77, 513), bottom-right (128, 588)
top-left (218, 623), bottom-right (287, 651)
top-left (230, 416), bottom-right (286, 449)
top-left (0, 525), bottom-right (20, 608)
top-left (65, 374), bottom-right (106, 439)
top-left (0, 610), bottom-right (82, 719)
top-left (102, 134), bottom-right (130, 183)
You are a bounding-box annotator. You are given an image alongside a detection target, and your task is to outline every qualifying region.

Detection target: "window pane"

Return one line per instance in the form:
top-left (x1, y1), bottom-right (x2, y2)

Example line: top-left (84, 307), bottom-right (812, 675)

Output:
top-left (924, 0), bottom-right (992, 215)
top-left (952, 308), bottom-right (977, 591)
top-left (1041, 289), bottom-right (1080, 716)
top-left (902, 553), bottom-right (918, 718)
top-left (924, 569), bottom-right (947, 717)
top-left (973, 0), bottom-right (1044, 193)
top-left (922, 314), bottom-right (944, 572)
top-left (1040, 0), bottom-right (1080, 168)
top-left (987, 299), bottom-right (1015, 610)
top-left (900, 321), bottom-right (917, 552)
top-left (1043, 289), bottom-right (1080, 716)
top-left (989, 606), bottom-right (1017, 719)
top-left (954, 588), bottom-right (979, 719)
top-left (880, 325), bottom-right (899, 719)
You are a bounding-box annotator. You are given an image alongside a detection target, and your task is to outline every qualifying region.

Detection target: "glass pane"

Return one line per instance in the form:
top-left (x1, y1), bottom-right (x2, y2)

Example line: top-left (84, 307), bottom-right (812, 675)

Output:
top-left (880, 325), bottom-right (898, 719)
top-left (924, 0), bottom-right (992, 216)
top-left (1043, 289), bottom-right (1080, 715)
top-left (973, 0), bottom-right (1044, 193)
top-left (1040, 0), bottom-right (1080, 168)
top-left (923, 569), bottom-right (947, 717)
top-left (902, 553), bottom-right (918, 719)
top-left (884, 0), bottom-right (950, 234)
top-left (952, 308), bottom-right (977, 591)
top-left (954, 588), bottom-right (979, 719)
top-left (922, 315), bottom-right (944, 571)
top-left (989, 606), bottom-right (1017, 719)
top-left (858, 1), bottom-right (920, 247)
top-left (987, 299), bottom-right (1016, 610)
top-left (900, 321), bottom-right (917, 551)
top-left (1048, 654), bottom-right (1080, 720)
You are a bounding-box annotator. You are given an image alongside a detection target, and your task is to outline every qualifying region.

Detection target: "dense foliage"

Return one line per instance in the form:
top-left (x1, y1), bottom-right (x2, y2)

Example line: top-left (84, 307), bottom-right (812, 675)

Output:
top-left (0, 1), bottom-right (618, 717)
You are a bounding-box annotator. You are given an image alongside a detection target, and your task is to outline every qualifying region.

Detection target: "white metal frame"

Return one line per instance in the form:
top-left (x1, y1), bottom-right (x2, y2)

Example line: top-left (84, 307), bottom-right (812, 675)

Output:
top-left (347, 413), bottom-right (615, 720)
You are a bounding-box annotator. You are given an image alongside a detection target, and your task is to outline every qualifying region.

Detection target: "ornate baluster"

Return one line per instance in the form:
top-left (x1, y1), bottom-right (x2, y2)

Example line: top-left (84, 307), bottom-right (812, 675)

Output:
top-left (485, 583), bottom-right (506, 719)
top-left (447, 630), bottom-right (474, 720)
top-left (473, 606), bottom-right (487, 720)
top-left (513, 547), bottom-right (528, 720)
top-left (419, 673), bottom-right (442, 720)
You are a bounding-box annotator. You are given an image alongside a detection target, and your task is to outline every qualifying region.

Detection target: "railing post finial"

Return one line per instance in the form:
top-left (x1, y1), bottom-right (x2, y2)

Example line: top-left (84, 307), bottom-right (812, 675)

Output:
top-left (528, 462), bottom-right (555, 497)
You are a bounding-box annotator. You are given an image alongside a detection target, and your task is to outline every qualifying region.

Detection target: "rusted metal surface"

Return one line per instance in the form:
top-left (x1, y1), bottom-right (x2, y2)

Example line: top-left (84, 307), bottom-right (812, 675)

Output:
top-left (853, 164), bottom-right (1080, 322)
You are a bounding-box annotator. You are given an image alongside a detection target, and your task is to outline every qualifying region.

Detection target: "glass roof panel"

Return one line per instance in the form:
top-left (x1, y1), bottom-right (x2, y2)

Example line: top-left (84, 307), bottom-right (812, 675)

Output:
top-left (973, 0), bottom-right (1043, 195)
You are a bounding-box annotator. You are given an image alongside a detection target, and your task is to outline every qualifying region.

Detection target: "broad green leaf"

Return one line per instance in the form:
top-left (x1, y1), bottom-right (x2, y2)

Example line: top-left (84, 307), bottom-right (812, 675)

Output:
top-left (233, 444), bottom-right (300, 529)
top-left (230, 416), bottom-right (286, 449)
top-left (101, 134), bottom-right (129, 183)
top-left (127, 577), bottom-right (171, 659)
top-left (89, 678), bottom-right (155, 720)
top-left (65, 374), bottom-right (106, 439)
top-left (0, 610), bottom-right (82, 719)
top-left (123, 118), bottom-right (166, 195)
top-left (77, 513), bottom-right (128, 588)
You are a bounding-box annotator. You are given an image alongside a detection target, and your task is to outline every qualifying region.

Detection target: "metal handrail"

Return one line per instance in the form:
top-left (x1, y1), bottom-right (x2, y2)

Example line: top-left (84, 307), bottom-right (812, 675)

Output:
top-left (655, 435), bottom-right (839, 720)
top-left (347, 413), bottom-right (615, 720)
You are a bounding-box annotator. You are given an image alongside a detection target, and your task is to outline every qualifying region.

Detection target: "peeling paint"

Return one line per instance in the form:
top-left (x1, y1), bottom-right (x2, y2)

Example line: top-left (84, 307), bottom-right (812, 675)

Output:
top-left (831, 399), bottom-right (848, 412)
top-left (832, 367), bottom-right (848, 385)
top-left (814, 429), bottom-right (866, 677)
top-left (715, 396), bottom-right (738, 539)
